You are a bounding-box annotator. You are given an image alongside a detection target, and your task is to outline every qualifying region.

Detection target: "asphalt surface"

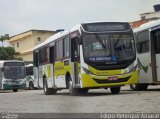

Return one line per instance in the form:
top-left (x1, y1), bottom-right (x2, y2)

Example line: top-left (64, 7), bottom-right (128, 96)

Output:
top-left (0, 85), bottom-right (160, 114)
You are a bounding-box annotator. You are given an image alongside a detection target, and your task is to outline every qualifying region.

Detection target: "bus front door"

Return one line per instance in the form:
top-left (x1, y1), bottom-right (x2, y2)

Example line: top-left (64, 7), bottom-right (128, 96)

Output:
top-left (33, 51), bottom-right (39, 88)
top-left (71, 38), bottom-right (80, 88)
top-left (49, 46), bottom-right (55, 88)
top-left (152, 29), bottom-right (160, 82)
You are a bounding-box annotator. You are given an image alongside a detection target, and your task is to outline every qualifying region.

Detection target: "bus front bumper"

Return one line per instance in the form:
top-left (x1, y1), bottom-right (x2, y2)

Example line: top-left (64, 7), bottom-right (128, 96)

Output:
top-left (81, 70), bottom-right (138, 88)
top-left (3, 84), bottom-right (26, 90)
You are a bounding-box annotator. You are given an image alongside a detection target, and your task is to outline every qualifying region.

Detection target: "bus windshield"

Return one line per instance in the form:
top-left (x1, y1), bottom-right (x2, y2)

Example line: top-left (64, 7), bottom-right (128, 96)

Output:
top-left (26, 66), bottom-right (33, 76)
top-left (83, 34), bottom-right (135, 63)
top-left (4, 66), bottom-right (26, 79)
top-left (4, 62), bottom-right (26, 79)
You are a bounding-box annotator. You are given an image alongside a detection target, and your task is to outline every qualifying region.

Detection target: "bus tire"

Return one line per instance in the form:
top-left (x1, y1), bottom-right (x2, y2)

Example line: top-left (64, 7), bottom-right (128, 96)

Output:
top-left (13, 89), bottom-right (18, 92)
top-left (79, 88), bottom-right (89, 94)
top-left (130, 84), bottom-right (148, 91)
top-left (68, 77), bottom-right (79, 96)
top-left (43, 78), bottom-right (57, 95)
top-left (29, 81), bottom-right (34, 90)
top-left (110, 87), bottom-right (121, 94)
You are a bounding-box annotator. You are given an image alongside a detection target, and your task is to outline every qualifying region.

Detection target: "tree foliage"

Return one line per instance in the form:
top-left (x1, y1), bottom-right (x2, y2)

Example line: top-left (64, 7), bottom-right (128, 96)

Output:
top-left (0, 46), bottom-right (23, 60)
top-left (0, 34), bottom-right (9, 47)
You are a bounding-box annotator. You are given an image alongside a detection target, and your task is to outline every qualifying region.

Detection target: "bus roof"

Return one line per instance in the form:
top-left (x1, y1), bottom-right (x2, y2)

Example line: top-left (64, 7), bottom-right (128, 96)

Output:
top-left (134, 19), bottom-right (160, 33)
top-left (34, 22), bottom-right (131, 50)
top-left (33, 23), bottom-right (85, 50)
top-left (0, 60), bottom-right (24, 67)
top-left (33, 30), bottom-right (69, 50)
top-left (0, 60), bottom-right (24, 63)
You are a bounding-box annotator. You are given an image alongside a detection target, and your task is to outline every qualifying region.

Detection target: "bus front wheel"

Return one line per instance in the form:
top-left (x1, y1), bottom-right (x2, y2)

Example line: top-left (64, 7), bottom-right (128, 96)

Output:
top-left (130, 84), bottom-right (148, 91)
top-left (29, 81), bottom-right (34, 90)
top-left (110, 87), bottom-right (121, 94)
top-left (68, 77), bottom-right (79, 96)
top-left (43, 78), bottom-right (57, 95)
top-left (13, 89), bottom-right (18, 92)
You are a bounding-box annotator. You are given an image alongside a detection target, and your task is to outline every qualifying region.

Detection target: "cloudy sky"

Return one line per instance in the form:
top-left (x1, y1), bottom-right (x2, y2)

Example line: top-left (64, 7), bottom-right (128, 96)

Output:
top-left (0, 0), bottom-right (160, 37)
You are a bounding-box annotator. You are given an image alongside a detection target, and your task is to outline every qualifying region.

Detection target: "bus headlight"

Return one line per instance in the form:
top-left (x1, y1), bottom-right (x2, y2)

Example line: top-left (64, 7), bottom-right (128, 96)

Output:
top-left (82, 67), bottom-right (93, 75)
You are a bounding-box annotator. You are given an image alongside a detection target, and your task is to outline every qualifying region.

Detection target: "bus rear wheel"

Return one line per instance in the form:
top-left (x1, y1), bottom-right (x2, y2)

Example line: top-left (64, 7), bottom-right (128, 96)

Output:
top-left (68, 77), bottom-right (79, 96)
top-left (110, 87), bottom-right (121, 94)
top-left (29, 81), bottom-right (34, 90)
top-left (43, 78), bottom-right (57, 95)
top-left (13, 89), bottom-right (18, 92)
top-left (130, 84), bottom-right (148, 91)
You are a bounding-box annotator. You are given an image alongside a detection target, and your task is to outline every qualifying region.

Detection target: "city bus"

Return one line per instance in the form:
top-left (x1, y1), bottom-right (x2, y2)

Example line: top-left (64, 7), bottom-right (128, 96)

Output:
top-left (33, 22), bottom-right (138, 95)
top-left (130, 19), bottom-right (160, 90)
top-left (0, 60), bottom-right (26, 92)
top-left (25, 64), bottom-right (34, 90)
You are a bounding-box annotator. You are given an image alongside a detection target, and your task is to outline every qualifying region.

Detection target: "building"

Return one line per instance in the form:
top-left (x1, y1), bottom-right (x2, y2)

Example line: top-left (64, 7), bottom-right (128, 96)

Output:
top-left (140, 12), bottom-right (160, 20)
top-left (9, 30), bottom-right (56, 62)
top-left (130, 4), bottom-right (160, 29)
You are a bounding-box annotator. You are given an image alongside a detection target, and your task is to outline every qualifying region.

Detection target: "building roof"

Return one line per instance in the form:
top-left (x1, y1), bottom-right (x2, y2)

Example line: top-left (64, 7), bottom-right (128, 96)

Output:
top-left (9, 29), bottom-right (56, 43)
top-left (140, 12), bottom-right (155, 15)
top-left (130, 19), bottom-right (149, 29)
top-left (10, 29), bottom-right (56, 39)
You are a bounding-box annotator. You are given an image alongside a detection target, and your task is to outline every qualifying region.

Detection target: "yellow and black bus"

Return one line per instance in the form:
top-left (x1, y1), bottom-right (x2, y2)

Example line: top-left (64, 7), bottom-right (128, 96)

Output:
top-left (33, 22), bottom-right (138, 95)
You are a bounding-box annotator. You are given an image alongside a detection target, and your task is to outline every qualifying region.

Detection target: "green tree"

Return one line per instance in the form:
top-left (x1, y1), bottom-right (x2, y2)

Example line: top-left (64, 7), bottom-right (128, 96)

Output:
top-left (0, 34), bottom-right (9, 47)
top-left (0, 46), bottom-right (23, 60)
top-left (0, 47), bottom-right (8, 60)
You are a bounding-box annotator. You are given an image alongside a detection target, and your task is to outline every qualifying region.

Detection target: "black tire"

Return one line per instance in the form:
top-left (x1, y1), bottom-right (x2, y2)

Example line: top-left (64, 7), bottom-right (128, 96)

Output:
top-left (79, 88), bottom-right (89, 94)
top-left (29, 81), bottom-right (34, 90)
top-left (13, 89), bottom-right (18, 92)
top-left (43, 79), bottom-right (57, 95)
top-left (68, 76), bottom-right (79, 96)
top-left (130, 84), bottom-right (148, 91)
top-left (110, 87), bottom-right (121, 94)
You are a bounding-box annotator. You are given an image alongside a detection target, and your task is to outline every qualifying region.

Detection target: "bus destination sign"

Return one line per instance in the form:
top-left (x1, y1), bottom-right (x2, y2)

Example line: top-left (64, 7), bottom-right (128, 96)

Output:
top-left (82, 23), bottom-right (130, 32)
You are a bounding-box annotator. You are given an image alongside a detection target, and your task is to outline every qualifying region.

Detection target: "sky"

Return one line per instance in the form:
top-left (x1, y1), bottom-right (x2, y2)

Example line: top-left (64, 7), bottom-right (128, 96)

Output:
top-left (0, 0), bottom-right (160, 38)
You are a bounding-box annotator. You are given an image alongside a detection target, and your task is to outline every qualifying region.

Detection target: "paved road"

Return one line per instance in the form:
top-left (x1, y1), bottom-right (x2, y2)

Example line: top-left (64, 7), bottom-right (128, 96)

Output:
top-left (0, 85), bottom-right (160, 113)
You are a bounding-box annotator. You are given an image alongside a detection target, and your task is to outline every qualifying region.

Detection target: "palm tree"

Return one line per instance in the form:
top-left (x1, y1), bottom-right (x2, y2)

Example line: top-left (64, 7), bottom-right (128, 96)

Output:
top-left (0, 34), bottom-right (9, 47)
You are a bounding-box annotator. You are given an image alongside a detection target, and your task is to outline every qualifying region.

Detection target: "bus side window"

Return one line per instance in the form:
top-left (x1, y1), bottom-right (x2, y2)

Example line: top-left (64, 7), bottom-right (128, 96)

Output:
top-left (55, 39), bottom-right (63, 61)
top-left (39, 48), bottom-right (43, 64)
top-left (43, 47), bottom-right (49, 63)
top-left (34, 52), bottom-right (38, 67)
top-left (26, 67), bottom-right (33, 76)
top-left (137, 30), bottom-right (149, 54)
top-left (64, 36), bottom-right (70, 58)
top-left (49, 46), bottom-right (54, 63)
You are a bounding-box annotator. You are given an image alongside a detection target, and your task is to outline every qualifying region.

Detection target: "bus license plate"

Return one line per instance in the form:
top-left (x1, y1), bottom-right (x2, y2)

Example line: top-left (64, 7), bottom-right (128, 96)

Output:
top-left (108, 76), bottom-right (118, 81)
